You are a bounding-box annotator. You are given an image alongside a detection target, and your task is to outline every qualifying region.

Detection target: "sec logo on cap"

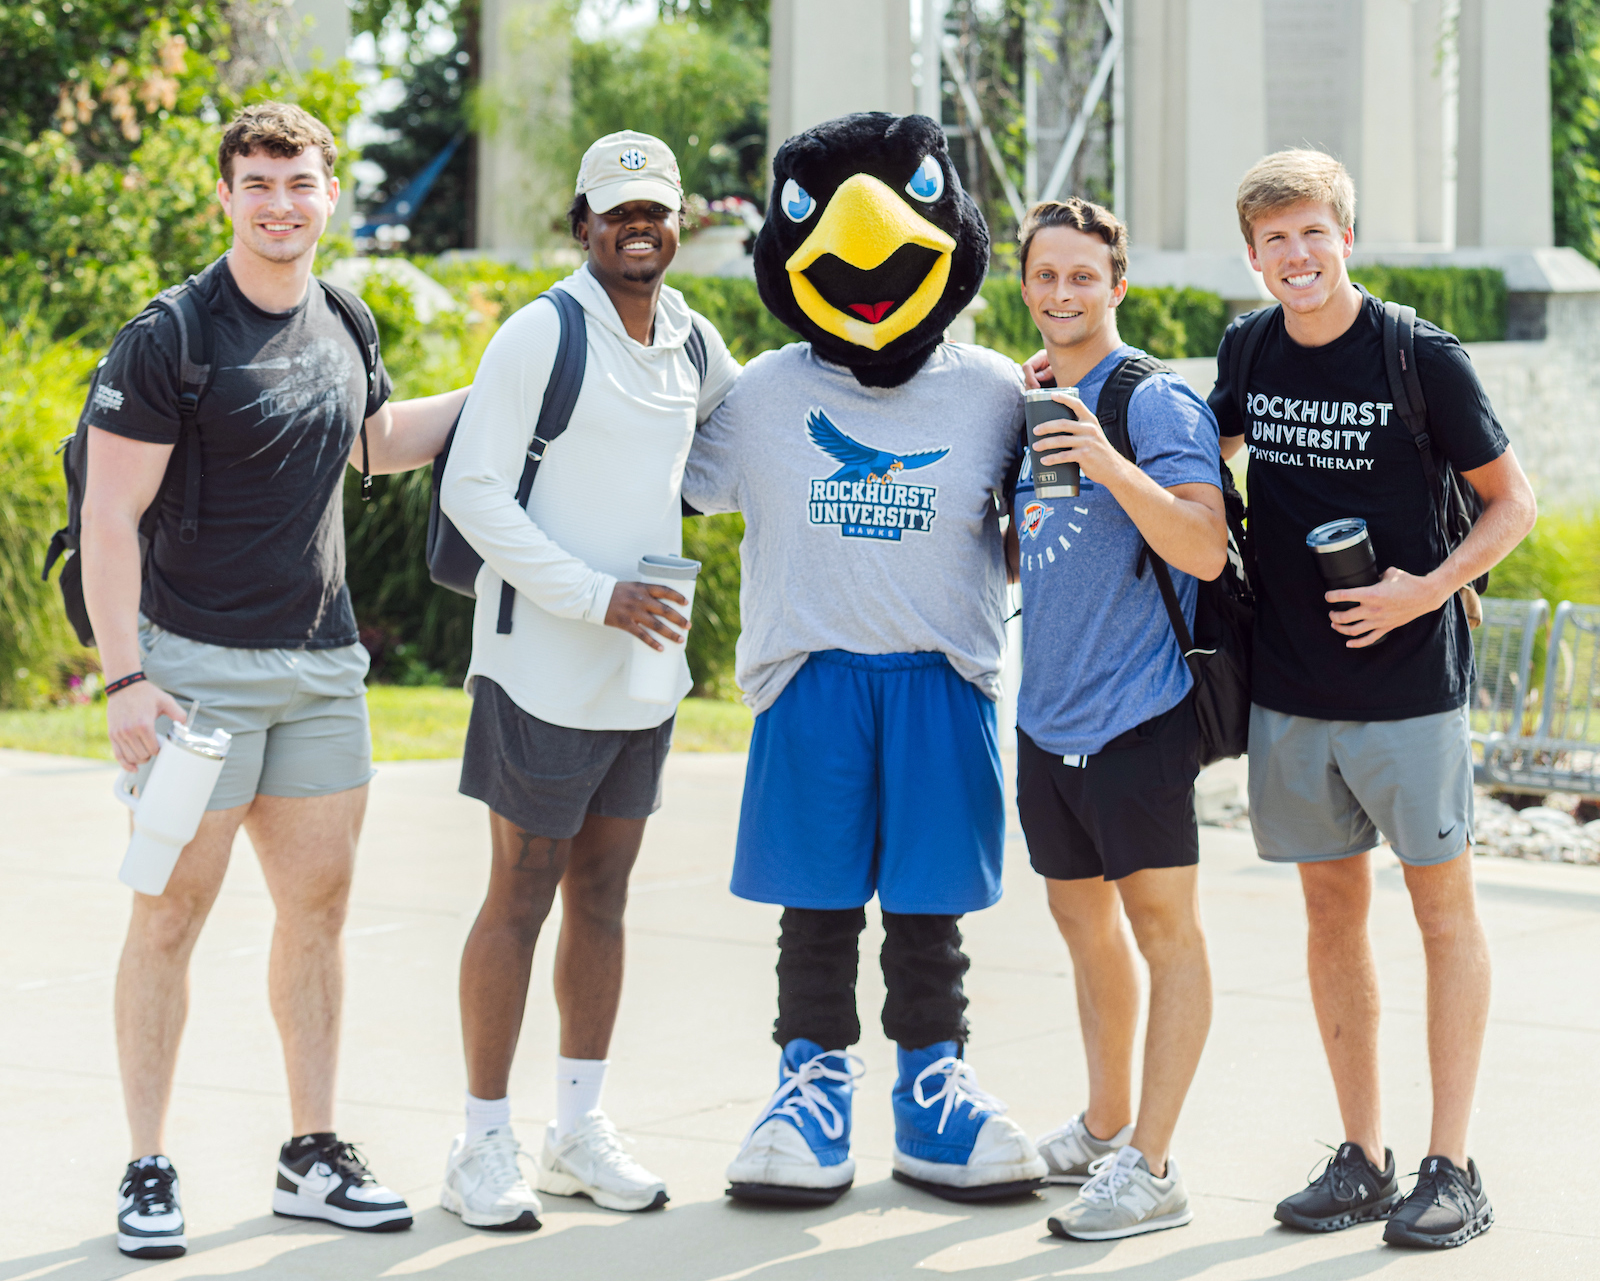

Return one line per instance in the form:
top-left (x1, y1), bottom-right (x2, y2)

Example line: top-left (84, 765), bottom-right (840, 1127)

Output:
top-left (619, 148), bottom-right (647, 171)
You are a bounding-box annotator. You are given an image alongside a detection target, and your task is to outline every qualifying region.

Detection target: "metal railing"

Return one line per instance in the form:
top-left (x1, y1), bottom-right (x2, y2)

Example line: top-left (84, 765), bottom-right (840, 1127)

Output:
top-left (1478, 600), bottom-right (1600, 796)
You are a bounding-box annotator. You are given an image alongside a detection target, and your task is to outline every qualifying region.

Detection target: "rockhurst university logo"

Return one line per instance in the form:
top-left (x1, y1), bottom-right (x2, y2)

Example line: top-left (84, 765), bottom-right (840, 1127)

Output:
top-left (804, 408), bottom-right (949, 541)
top-left (1245, 392), bottom-right (1395, 471)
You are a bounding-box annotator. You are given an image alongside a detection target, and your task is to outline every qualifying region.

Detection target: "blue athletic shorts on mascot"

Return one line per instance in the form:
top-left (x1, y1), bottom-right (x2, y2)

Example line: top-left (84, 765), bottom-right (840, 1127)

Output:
top-left (682, 111), bottom-right (1047, 1205)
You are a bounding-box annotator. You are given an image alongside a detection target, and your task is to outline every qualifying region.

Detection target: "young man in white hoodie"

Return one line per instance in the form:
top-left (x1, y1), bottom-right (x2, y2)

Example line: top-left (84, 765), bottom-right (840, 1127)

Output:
top-left (438, 132), bottom-right (739, 1226)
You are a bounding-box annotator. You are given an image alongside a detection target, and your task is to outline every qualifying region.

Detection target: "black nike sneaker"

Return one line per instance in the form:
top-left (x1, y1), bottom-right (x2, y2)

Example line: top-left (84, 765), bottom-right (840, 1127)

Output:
top-left (1382, 1154), bottom-right (1493, 1248)
top-left (272, 1133), bottom-right (413, 1231)
top-left (117, 1155), bottom-right (186, 1259)
top-left (1274, 1143), bottom-right (1401, 1232)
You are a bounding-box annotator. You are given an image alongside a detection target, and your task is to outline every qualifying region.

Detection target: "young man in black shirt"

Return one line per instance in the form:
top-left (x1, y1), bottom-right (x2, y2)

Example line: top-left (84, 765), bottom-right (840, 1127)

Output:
top-left (81, 103), bottom-right (467, 1259)
top-left (1209, 149), bottom-right (1536, 1249)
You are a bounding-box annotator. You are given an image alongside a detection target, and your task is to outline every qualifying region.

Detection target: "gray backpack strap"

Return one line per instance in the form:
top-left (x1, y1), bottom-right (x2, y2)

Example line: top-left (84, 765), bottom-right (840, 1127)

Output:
top-left (685, 319), bottom-right (708, 384)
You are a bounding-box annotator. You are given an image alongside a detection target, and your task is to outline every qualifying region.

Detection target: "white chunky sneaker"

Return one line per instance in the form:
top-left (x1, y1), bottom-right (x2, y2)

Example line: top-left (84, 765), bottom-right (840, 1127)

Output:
top-left (726, 1040), bottom-right (863, 1206)
top-left (441, 1127), bottom-right (543, 1230)
top-left (536, 1111), bottom-right (668, 1212)
top-left (1035, 1112), bottom-right (1134, 1184)
top-left (1047, 1147), bottom-right (1193, 1240)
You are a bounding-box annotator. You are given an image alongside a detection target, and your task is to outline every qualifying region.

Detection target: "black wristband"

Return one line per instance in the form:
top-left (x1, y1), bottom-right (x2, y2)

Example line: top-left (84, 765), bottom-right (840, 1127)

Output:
top-left (104, 671), bottom-right (147, 697)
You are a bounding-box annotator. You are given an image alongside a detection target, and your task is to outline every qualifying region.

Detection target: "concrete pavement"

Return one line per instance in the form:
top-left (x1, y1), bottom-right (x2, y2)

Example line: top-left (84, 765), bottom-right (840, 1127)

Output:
top-left (1, 745), bottom-right (1596, 1279)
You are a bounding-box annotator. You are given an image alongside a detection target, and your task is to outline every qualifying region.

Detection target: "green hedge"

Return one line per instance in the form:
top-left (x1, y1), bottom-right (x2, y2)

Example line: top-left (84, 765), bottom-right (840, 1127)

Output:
top-left (975, 277), bottom-right (1228, 362)
top-left (1348, 265), bottom-right (1507, 342)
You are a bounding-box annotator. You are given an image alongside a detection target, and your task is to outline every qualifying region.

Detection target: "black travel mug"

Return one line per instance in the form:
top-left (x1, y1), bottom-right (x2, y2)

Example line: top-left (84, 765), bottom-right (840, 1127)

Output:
top-left (1306, 517), bottom-right (1386, 642)
top-left (1024, 387), bottom-right (1080, 498)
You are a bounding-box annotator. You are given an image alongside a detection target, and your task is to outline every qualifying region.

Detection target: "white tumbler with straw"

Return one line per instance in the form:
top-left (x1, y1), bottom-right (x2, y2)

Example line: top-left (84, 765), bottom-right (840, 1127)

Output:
top-left (113, 713), bottom-right (232, 896)
top-left (627, 554), bottom-right (701, 705)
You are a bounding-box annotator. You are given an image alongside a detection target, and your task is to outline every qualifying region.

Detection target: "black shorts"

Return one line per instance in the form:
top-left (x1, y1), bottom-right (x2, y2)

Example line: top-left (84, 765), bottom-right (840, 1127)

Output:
top-left (1016, 694), bottom-right (1201, 882)
top-left (459, 678), bottom-right (673, 838)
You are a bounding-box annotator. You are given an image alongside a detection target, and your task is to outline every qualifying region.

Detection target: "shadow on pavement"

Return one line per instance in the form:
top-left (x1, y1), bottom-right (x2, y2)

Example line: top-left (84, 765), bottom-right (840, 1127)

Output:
top-left (0, 1185), bottom-right (1410, 1281)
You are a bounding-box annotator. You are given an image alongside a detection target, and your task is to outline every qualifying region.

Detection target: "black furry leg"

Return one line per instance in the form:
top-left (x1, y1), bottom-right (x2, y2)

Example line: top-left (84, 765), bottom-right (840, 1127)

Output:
top-left (773, 907), bottom-right (867, 1049)
top-left (881, 912), bottom-right (971, 1049)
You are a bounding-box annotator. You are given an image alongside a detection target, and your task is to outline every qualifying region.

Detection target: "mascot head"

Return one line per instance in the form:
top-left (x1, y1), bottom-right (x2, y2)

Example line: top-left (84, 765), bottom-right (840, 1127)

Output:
top-left (754, 112), bottom-right (989, 389)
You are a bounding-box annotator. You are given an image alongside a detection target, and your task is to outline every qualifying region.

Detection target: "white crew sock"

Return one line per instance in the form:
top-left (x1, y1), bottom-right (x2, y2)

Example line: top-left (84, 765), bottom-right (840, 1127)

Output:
top-left (555, 1056), bottom-right (609, 1138)
top-left (465, 1091), bottom-right (512, 1142)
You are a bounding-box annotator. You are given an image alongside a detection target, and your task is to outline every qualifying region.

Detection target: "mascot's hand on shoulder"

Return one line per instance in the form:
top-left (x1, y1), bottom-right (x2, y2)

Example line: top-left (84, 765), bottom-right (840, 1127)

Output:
top-left (755, 112), bottom-right (989, 390)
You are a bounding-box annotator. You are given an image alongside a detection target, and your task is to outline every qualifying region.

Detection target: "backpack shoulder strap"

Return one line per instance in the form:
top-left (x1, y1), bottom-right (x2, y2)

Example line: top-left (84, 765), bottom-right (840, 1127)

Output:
top-left (151, 273), bottom-right (217, 545)
top-left (1228, 303), bottom-right (1277, 432)
top-left (496, 286), bottom-right (588, 633)
top-left (319, 278), bottom-right (382, 501)
top-left (1096, 353), bottom-right (1169, 462)
top-left (685, 318), bottom-right (708, 384)
top-left (1382, 300), bottom-right (1442, 492)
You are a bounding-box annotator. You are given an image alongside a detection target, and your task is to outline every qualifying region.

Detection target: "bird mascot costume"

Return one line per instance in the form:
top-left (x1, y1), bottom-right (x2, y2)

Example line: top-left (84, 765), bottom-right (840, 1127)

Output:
top-left (683, 112), bottom-right (1047, 1205)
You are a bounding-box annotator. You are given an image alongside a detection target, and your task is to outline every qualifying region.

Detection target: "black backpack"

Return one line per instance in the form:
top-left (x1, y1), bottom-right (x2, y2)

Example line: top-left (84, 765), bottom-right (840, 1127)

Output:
top-left (42, 258), bottom-right (379, 648)
top-left (424, 286), bottom-right (708, 635)
top-left (1226, 298), bottom-right (1487, 593)
top-left (1096, 355), bottom-right (1255, 766)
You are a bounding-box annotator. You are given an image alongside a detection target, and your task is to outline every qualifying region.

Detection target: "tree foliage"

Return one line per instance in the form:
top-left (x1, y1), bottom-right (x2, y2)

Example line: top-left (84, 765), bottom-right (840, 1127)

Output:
top-left (571, 17), bottom-right (768, 199)
top-left (0, 0), bottom-right (365, 345)
top-left (1552, 0), bottom-right (1600, 264)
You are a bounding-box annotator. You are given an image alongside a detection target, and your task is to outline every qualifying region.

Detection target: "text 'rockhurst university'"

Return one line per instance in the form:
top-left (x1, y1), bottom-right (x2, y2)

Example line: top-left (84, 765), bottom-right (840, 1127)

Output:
top-left (1246, 395), bottom-right (1395, 471)
top-left (808, 479), bottom-right (940, 540)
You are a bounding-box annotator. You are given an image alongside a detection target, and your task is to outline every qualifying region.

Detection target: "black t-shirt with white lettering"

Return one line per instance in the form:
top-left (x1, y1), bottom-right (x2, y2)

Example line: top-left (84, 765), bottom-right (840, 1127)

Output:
top-left (1209, 288), bottom-right (1507, 721)
top-left (88, 256), bottom-right (390, 649)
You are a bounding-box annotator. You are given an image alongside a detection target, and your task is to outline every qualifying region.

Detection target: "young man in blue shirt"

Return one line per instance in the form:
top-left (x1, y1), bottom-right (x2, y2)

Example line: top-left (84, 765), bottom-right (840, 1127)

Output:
top-left (1007, 199), bottom-right (1227, 1241)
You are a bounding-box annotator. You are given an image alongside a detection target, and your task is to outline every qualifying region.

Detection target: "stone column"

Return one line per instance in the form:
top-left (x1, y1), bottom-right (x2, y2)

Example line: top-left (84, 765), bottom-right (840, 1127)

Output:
top-left (769, 0), bottom-right (913, 172)
top-left (1183, 0), bottom-right (1267, 255)
top-left (475, 0), bottom-right (570, 253)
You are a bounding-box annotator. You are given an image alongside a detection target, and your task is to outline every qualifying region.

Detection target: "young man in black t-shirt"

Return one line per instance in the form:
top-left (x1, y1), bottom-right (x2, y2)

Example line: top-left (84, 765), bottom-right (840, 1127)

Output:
top-left (1209, 150), bottom-right (1536, 1250)
top-left (81, 103), bottom-right (468, 1259)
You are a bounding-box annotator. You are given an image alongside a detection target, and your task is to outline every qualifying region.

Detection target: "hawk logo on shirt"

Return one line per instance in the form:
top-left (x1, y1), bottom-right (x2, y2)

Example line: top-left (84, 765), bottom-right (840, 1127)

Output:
top-left (803, 407), bottom-right (947, 541)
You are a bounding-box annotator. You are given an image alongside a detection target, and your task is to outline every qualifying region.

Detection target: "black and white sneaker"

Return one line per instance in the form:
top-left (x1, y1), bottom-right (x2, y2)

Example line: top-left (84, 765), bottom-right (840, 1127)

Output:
top-left (1274, 1143), bottom-right (1401, 1232)
top-left (117, 1155), bottom-right (186, 1259)
top-left (1382, 1155), bottom-right (1493, 1248)
top-left (273, 1133), bottom-right (413, 1232)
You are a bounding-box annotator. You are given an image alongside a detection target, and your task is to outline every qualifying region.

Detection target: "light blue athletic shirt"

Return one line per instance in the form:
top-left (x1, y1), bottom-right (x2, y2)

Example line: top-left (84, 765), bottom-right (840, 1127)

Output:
top-left (1014, 345), bottom-right (1222, 755)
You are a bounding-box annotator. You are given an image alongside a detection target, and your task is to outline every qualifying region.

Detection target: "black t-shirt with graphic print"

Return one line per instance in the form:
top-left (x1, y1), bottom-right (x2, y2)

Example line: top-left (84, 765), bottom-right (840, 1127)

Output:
top-left (1209, 288), bottom-right (1507, 722)
top-left (88, 256), bottom-right (391, 649)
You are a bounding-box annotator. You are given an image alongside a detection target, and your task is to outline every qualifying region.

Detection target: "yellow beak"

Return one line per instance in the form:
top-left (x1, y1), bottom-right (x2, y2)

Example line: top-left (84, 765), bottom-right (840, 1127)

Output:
top-left (784, 173), bottom-right (956, 351)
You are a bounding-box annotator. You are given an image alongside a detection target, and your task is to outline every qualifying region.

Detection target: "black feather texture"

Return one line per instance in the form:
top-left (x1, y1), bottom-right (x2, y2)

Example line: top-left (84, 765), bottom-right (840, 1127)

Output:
top-left (754, 112), bottom-right (990, 388)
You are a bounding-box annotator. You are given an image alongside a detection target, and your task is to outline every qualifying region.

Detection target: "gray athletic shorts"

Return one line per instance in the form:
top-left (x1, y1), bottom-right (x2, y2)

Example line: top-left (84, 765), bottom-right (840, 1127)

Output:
top-left (1248, 703), bottom-right (1474, 867)
top-left (133, 617), bottom-right (375, 811)
top-left (459, 677), bottom-right (673, 839)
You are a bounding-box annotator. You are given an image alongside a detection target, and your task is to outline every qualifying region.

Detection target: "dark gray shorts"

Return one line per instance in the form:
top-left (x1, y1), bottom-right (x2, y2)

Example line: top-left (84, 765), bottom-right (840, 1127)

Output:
top-left (1247, 703), bottom-right (1473, 867)
top-left (459, 678), bottom-right (674, 838)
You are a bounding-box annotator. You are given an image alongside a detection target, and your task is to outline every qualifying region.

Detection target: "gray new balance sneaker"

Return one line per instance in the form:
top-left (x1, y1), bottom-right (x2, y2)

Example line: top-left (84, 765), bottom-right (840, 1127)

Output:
top-left (1047, 1147), bottom-right (1193, 1241)
top-left (1035, 1112), bottom-right (1134, 1185)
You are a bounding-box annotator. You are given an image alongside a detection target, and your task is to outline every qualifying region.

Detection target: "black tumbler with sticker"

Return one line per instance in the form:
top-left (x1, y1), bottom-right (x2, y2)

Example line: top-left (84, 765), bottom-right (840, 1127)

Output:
top-left (1024, 388), bottom-right (1080, 498)
top-left (1307, 517), bottom-right (1387, 642)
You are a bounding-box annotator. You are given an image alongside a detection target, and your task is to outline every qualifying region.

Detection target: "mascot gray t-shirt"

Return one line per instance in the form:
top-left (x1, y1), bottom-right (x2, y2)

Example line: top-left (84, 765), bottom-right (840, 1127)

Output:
top-left (683, 340), bottom-right (1023, 713)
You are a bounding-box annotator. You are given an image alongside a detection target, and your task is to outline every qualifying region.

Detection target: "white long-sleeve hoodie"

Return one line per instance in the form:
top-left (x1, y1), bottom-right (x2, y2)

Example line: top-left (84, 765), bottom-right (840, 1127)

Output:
top-left (441, 265), bottom-right (739, 729)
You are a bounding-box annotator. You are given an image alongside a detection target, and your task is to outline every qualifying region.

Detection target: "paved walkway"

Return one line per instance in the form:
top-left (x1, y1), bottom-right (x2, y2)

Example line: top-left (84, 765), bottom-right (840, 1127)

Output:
top-left (1, 747), bottom-right (1596, 1279)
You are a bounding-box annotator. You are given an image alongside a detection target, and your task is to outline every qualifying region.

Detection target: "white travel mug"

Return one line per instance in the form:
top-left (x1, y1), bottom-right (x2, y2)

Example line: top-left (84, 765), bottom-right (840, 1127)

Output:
top-left (626, 554), bottom-right (701, 705)
top-left (112, 720), bottom-right (232, 896)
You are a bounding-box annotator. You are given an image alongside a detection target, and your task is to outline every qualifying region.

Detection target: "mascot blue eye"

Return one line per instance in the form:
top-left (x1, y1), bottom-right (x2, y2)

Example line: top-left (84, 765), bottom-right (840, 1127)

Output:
top-left (906, 156), bottom-right (944, 203)
top-left (781, 179), bottom-right (815, 222)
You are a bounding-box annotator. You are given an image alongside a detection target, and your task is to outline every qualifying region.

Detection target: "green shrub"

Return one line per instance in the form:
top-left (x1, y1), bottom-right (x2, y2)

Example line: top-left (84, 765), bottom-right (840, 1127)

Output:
top-left (682, 513), bottom-right (744, 699)
top-left (1492, 508), bottom-right (1600, 607)
top-left (0, 324), bottom-right (96, 707)
top-left (1347, 265), bottom-right (1507, 342)
top-left (975, 276), bottom-right (1227, 361)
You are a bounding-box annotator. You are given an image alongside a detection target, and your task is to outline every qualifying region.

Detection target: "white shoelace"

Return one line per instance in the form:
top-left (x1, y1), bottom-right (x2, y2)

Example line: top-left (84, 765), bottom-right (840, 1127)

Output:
top-left (910, 1057), bottom-right (1006, 1136)
top-left (1079, 1150), bottom-right (1139, 1205)
top-left (746, 1049), bottom-right (866, 1144)
top-left (466, 1131), bottom-right (532, 1192)
top-left (568, 1114), bottom-right (649, 1178)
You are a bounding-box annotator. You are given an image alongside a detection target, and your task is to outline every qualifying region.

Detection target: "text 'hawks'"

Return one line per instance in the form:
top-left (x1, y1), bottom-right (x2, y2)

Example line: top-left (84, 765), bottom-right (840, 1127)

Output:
top-left (804, 407), bottom-right (948, 542)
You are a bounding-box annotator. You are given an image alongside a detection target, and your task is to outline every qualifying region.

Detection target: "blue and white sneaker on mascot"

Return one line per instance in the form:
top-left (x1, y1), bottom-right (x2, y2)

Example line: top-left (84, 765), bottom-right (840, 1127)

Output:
top-left (891, 1043), bottom-right (1048, 1201)
top-left (726, 1040), bottom-right (864, 1205)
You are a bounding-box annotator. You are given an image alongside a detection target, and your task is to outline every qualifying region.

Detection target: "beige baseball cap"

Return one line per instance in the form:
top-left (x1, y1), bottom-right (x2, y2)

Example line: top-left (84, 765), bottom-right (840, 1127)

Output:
top-left (576, 131), bottom-right (684, 213)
